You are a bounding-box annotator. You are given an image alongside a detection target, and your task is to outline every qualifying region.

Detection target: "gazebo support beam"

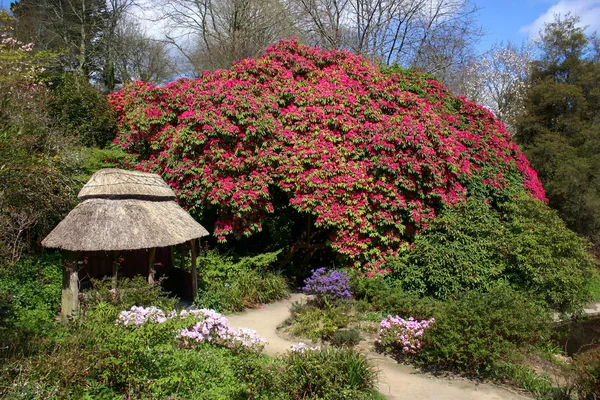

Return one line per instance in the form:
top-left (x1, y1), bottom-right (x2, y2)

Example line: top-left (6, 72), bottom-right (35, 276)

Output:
top-left (190, 239), bottom-right (197, 298)
top-left (61, 252), bottom-right (79, 323)
top-left (148, 247), bottom-right (156, 284)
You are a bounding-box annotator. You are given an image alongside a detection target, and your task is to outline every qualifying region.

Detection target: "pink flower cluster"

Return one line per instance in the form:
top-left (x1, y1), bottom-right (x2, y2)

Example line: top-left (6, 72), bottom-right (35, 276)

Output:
top-left (115, 305), bottom-right (176, 326)
top-left (110, 38), bottom-right (546, 271)
top-left (377, 315), bottom-right (435, 353)
top-left (114, 306), bottom-right (266, 352)
top-left (178, 309), bottom-right (266, 352)
top-left (290, 342), bottom-right (321, 353)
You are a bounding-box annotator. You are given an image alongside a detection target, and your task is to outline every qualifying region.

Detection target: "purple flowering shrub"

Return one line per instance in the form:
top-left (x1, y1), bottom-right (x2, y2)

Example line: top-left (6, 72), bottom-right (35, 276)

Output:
top-left (115, 306), bottom-right (266, 352)
top-left (377, 315), bottom-right (435, 354)
top-left (302, 268), bottom-right (352, 303)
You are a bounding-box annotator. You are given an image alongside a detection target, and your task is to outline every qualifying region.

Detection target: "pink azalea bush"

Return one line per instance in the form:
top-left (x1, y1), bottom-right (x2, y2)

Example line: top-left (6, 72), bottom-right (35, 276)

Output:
top-left (115, 306), bottom-right (266, 352)
top-left (377, 315), bottom-right (435, 354)
top-left (109, 39), bottom-right (545, 271)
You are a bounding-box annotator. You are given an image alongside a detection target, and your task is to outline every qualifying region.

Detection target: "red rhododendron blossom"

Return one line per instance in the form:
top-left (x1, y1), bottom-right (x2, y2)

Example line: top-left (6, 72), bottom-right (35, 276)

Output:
top-left (109, 39), bottom-right (545, 270)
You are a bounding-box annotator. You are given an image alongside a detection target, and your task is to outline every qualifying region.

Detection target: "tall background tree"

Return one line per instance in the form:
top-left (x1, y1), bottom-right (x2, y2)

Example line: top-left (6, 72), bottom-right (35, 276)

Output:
top-left (515, 14), bottom-right (600, 248)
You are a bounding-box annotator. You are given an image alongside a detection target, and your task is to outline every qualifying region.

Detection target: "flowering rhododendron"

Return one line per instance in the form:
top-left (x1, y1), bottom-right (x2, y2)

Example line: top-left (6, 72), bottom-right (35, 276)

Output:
top-left (178, 309), bottom-right (266, 352)
top-left (377, 315), bottom-right (435, 354)
top-left (114, 306), bottom-right (266, 352)
top-left (303, 268), bottom-right (352, 301)
top-left (109, 39), bottom-right (545, 270)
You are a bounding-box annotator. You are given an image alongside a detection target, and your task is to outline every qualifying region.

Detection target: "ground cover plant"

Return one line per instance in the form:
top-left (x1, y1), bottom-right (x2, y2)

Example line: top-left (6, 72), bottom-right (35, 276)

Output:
top-left (110, 38), bottom-right (545, 272)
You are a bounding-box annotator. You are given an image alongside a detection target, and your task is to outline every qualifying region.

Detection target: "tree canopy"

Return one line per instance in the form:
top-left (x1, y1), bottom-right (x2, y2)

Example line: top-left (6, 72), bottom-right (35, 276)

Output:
top-left (515, 14), bottom-right (600, 246)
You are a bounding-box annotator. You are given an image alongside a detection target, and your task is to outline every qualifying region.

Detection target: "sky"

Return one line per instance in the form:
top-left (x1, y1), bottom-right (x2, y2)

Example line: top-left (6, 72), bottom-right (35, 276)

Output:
top-left (1, 0), bottom-right (599, 55)
top-left (474, 0), bottom-right (600, 52)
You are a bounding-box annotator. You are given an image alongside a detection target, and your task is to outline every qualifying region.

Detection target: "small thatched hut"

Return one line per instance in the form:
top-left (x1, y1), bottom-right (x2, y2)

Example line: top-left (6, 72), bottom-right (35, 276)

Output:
top-left (42, 168), bottom-right (209, 322)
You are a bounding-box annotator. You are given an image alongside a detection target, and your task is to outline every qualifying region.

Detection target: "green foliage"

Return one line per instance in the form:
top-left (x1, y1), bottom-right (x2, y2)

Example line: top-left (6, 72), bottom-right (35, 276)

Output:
top-left (0, 253), bottom-right (62, 336)
top-left (515, 14), bottom-right (600, 245)
top-left (71, 145), bottom-right (131, 184)
top-left (387, 193), bottom-right (596, 311)
top-left (414, 286), bottom-right (552, 379)
top-left (331, 328), bottom-right (362, 347)
top-left (281, 346), bottom-right (379, 399)
top-left (288, 302), bottom-right (353, 341)
top-left (565, 347), bottom-right (600, 399)
top-left (81, 275), bottom-right (178, 312)
top-left (500, 193), bottom-right (596, 311)
top-left (587, 271), bottom-right (600, 302)
top-left (48, 74), bottom-right (117, 147)
top-left (195, 250), bottom-right (289, 312)
top-left (351, 274), bottom-right (440, 321)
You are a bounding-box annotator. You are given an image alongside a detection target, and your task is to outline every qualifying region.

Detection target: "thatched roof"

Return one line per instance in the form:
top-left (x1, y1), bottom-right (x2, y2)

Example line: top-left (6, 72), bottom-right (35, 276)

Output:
top-left (42, 198), bottom-right (209, 251)
top-left (42, 169), bottom-right (209, 251)
top-left (78, 168), bottom-right (176, 200)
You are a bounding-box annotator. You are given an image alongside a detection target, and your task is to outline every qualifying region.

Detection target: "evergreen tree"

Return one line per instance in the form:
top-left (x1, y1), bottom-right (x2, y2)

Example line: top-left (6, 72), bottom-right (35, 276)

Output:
top-left (515, 14), bottom-right (600, 246)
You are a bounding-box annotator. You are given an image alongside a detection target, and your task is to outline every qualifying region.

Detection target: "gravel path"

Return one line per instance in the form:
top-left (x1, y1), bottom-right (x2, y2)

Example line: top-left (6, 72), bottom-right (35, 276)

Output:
top-left (226, 294), bottom-right (532, 400)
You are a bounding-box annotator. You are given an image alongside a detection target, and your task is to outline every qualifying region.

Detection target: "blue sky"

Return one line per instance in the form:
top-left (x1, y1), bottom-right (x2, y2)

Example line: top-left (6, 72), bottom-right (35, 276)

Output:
top-left (474, 0), bottom-right (600, 52)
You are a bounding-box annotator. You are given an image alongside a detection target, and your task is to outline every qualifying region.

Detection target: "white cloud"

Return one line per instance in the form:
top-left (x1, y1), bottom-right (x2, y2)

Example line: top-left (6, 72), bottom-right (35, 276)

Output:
top-left (520, 0), bottom-right (600, 38)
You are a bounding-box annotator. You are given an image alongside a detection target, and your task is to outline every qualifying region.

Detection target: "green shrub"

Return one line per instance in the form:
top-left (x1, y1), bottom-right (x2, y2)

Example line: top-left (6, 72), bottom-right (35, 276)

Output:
top-left (82, 275), bottom-right (178, 312)
top-left (414, 285), bottom-right (552, 379)
top-left (387, 193), bottom-right (596, 312)
top-left (331, 328), bottom-right (362, 347)
top-left (195, 250), bottom-right (289, 312)
top-left (566, 347), bottom-right (600, 399)
top-left (0, 253), bottom-right (62, 337)
top-left (48, 74), bottom-right (117, 147)
top-left (351, 274), bottom-right (440, 320)
top-left (500, 194), bottom-right (597, 312)
top-left (587, 271), bottom-right (600, 302)
top-left (288, 302), bottom-right (352, 341)
top-left (281, 346), bottom-right (379, 399)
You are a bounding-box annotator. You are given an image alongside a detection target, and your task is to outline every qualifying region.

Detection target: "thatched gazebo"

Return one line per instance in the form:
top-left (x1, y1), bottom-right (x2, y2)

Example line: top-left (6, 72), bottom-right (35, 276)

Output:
top-left (42, 168), bottom-right (209, 322)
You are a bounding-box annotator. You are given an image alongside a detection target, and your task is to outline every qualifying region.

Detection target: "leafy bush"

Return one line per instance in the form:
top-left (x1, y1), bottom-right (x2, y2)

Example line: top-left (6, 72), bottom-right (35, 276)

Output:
top-left (351, 274), bottom-right (440, 321)
top-left (48, 74), bottom-right (117, 147)
top-left (281, 346), bottom-right (379, 399)
top-left (414, 285), bottom-right (552, 379)
top-left (0, 253), bottom-right (62, 337)
top-left (388, 193), bottom-right (596, 311)
top-left (303, 267), bottom-right (352, 304)
top-left (565, 347), bottom-right (600, 399)
top-left (331, 328), bottom-right (362, 347)
top-left (82, 275), bottom-right (177, 312)
top-left (196, 268), bottom-right (289, 313)
top-left (195, 250), bottom-right (289, 312)
top-left (288, 302), bottom-right (352, 341)
top-left (111, 39), bottom-right (544, 270)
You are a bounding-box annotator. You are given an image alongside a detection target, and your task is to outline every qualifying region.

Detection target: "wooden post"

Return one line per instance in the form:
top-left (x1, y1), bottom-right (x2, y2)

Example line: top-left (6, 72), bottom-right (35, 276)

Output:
top-left (148, 247), bottom-right (156, 284)
top-left (111, 253), bottom-right (119, 290)
top-left (61, 251), bottom-right (80, 323)
top-left (180, 243), bottom-right (186, 270)
top-left (190, 239), bottom-right (197, 298)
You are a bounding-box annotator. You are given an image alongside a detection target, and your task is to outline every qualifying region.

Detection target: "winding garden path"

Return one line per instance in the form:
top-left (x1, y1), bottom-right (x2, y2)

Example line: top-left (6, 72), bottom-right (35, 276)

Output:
top-left (226, 294), bottom-right (531, 400)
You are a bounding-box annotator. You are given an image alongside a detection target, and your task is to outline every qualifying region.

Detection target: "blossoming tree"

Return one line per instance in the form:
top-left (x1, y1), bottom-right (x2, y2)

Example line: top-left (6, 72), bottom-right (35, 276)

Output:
top-left (109, 39), bottom-right (545, 271)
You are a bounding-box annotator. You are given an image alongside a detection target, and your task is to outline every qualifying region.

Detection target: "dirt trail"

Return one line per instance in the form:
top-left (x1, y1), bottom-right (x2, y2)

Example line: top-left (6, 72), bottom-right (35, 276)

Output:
top-left (226, 294), bottom-right (531, 400)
